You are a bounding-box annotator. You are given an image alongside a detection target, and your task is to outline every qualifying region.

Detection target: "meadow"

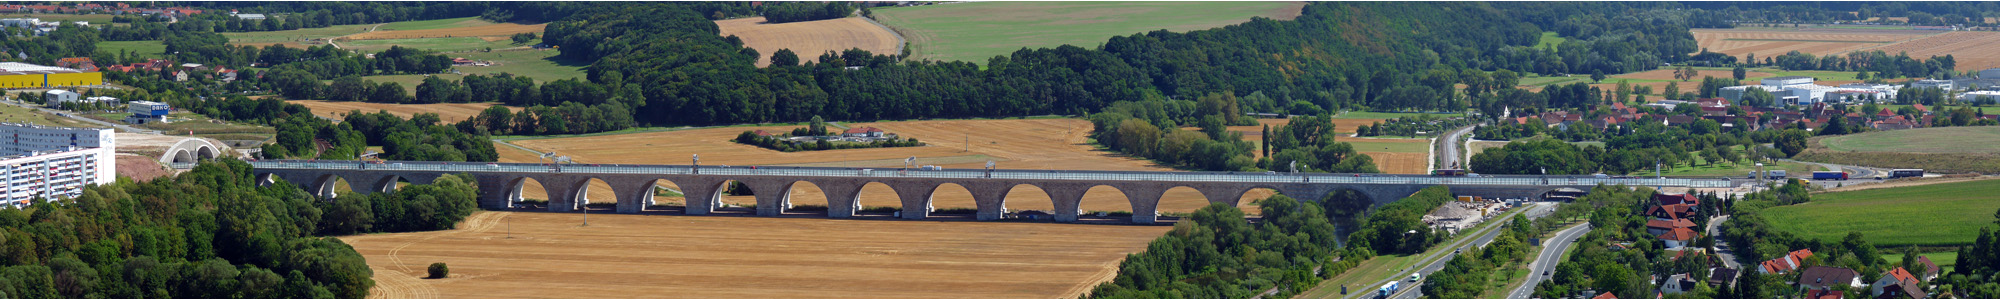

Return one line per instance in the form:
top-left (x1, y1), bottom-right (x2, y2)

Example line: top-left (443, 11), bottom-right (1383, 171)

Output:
top-left (873, 1), bottom-right (1303, 64)
top-left (360, 50), bottom-right (588, 94)
top-left (1762, 178), bottom-right (2000, 247)
top-left (95, 40), bottom-right (168, 59)
top-left (1818, 126), bottom-right (2000, 154)
top-left (286, 100), bottom-right (521, 123)
top-left (0, 13), bottom-right (114, 23)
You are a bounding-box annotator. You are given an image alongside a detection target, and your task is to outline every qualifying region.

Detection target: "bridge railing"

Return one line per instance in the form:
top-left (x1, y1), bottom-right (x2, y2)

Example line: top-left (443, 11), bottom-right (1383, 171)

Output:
top-left (249, 160), bottom-right (1733, 188)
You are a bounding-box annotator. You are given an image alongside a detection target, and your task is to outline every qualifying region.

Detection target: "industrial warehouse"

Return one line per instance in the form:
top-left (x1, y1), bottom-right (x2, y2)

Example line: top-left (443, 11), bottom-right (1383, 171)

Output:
top-left (0, 62), bottom-right (103, 89)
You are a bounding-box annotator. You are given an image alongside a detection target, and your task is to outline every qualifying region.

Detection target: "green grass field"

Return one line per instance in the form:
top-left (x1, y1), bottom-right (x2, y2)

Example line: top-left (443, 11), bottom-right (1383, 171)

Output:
top-left (1335, 111), bottom-right (1465, 119)
top-left (373, 17), bottom-right (493, 31)
top-left (96, 40), bottom-right (168, 59)
top-left (223, 24), bottom-right (374, 45)
top-left (1819, 126), bottom-right (2000, 154)
top-left (360, 49), bottom-right (586, 94)
top-left (1883, 251), bottom-right (1957, 274)
top-left (1763, 178), bottom-right (2000, 247)
top-left (0, 103), bottom-right (98, 128)
top-left (1535, 32), bottom-right (1568, 50)
top-left (1749, 69), bottom-right (1864, 82)
top-left (1885, 104), bottom-right (1999, 114)
top-left (0, 13), bottom-right (114, 24)
top-left (1516, 76), bottom-right (1587, 87)
top-left (873, 1), bottom-right (1300, 64)
top-left (1634, 155), bottom-right (1821, 177)
top-left (340, 37), bottom-right (519, 53)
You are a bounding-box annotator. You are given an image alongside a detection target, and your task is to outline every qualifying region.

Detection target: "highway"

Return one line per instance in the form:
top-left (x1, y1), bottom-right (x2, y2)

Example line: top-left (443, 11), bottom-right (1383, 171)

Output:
top-left (1508, 222), bottom-right (1592, 299)
top-left (1437, 123), bottom-right (1479, 170)
top-left (249, 160), bottom-right (1734, 188)
top-left (1344, 202), bottom-right (1555, 299)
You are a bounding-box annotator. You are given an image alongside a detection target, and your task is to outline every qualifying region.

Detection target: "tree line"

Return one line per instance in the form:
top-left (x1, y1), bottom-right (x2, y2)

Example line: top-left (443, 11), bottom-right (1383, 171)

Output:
top-left (1084, 196), bottom-right (1342, 298)
top-left (758, 2), bottom-right (854, 23)
top-left (525, 2), bottom-right (1708, 130)
top-left (733, 130), bottom-right (923, 152)
top-left (0, 159), bottom-right (476, 299)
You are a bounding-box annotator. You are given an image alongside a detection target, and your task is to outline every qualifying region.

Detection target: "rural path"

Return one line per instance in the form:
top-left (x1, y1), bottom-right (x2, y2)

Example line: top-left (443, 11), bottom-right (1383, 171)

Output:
top-left (856, 15), bottom-right (908, 56)
top-left (1508, 222), bottom-right (1592, 299)
top-left (327, 23), bottom-right (386, 50)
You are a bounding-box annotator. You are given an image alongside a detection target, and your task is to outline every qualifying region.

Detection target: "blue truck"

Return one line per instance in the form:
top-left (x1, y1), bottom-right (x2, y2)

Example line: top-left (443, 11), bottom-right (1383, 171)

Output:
top-left (1378, 282), bottom-right (1400, 298)
top-left (1812, 171), bottom-right (1849, 180)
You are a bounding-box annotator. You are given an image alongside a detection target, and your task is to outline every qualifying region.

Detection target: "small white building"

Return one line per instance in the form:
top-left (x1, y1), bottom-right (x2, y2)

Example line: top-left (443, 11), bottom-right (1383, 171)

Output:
top-left (1761, 76), bottom-right (1815, 87)
top-left (83, 96), bottom-right (117, 103)
top-left (1962, 90), bottom-right (2000, 103)
top-left (42, 90), bottom-right (77, 103)
top-left (1912, 79), bottom-right (1954, 91)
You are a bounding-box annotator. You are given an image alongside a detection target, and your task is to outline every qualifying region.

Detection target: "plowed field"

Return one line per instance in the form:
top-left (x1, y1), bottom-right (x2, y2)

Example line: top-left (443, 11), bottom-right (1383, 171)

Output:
top-left (1872, 31), bottom-right (2000, 71)
top-left (715, 17), bottom-right (902, 67)
top-left (345, 211), bottom-right (1168, 298)
top-left (1690, 28), bottom-right (1936, 58)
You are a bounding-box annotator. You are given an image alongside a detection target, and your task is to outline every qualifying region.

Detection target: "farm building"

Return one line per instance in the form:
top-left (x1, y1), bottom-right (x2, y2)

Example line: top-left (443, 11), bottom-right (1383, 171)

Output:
top-left (842, 127), bottom-right (885, 137)
top-left (234, 13), bottom-right (266, 20)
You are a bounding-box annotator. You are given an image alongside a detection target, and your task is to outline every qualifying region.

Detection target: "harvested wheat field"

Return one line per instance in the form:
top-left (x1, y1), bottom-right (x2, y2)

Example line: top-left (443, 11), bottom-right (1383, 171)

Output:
top-left (715, 17), bottom-right (902, 67)
top-left (501, 119), bottom-right (1277, 215)
top-left (1873, 31), bottom-right (2000, 71)
top-left (1367, 152), bottom-right (1430, 175)
top-left (288, 100), bottom-right (521, 123)
top-left (346, 22), bottom-right (547, 40)
top-left (346, 211), bottom-right (1168, 299)
top-left (1691, 28), bottom-right (1938, 58)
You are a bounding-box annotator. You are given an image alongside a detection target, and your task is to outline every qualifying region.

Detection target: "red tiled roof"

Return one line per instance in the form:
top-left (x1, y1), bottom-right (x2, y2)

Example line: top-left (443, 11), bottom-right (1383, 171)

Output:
top-left (1886, 267), bottom-right (1918, 285)
top-left (842, 127), bottom-right (882, 134)
top-left (1654, 193), bottom-right (1699, 206)
top-left (1647, 218), bottom-right (1696, 229)
top-left (1917, 256), bottom-right (1940, 276)
top-left (1807, 289), bottom-right (1843, 299)
top-left (1594, 292), bottom-right (1618, 299)
top-left (1658, 227), bottom-right (1698, 241)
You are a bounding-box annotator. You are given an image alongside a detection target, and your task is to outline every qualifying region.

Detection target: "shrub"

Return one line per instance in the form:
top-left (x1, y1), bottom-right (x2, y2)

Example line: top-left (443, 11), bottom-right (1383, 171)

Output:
top-left (859, 206), bottom-right (900, 213)
top-left (428, 262), bottom-right (449, 279)
top-left (933, 208), bottom-right (978, 214)
top-left (789, 204), bottom-right (829, 212)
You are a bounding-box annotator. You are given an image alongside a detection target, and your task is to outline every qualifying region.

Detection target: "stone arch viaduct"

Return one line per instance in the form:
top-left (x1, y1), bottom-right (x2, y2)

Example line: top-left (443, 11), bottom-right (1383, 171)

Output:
top-left (250, 160), bottom-right (1733, 224)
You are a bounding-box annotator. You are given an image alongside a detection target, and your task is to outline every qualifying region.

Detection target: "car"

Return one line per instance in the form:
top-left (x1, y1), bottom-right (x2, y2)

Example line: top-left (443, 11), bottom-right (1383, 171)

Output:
top-left (1543, 270), bottom-right (1550, 276)
top-left (1408, 273), bottom-right (1421, 282)
top-left (487, 163), bottom-right (500, 168)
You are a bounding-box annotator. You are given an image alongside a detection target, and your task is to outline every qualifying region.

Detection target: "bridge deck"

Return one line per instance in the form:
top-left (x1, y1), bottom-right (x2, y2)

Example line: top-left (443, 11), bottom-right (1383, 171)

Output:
top-left (248, 160), bottom-right (1733, 188)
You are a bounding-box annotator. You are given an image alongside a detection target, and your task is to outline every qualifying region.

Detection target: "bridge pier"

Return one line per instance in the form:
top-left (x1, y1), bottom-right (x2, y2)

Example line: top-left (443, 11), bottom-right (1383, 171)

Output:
top-left (740, 179), bottom-right (796, 216)
top-left (814, 179), bottom-right (866, 218)
top-left (608, 178), bottom-right (657, 213)
top-left (1041, 183), bottom-right (1091, 222)
top-left (963, 182), bottom-right (1012, 221)
top-left (1113, 184), bottom-right (1168, 224)
top-left (889, 181), bottom-right (936, 220)
top-left (673, 177), bottom-right (728, 215)
top-left (475, 175), bottom-right (516, 209)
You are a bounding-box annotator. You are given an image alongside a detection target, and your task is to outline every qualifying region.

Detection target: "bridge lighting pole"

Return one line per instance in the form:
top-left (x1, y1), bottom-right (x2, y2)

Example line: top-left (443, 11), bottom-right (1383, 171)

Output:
top-left (692, 154), bottom-right (699, 174)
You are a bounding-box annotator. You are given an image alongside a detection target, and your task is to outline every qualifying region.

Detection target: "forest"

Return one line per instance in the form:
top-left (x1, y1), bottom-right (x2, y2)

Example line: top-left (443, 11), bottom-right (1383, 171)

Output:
top-left (1083, 196), bottom-right (1342, 299)
top-left (0, 160), bottom-right (477, 299)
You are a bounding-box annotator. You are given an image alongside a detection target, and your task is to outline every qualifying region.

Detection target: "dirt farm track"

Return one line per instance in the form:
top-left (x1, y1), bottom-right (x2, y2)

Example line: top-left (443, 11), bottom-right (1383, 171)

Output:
top-left (345, 211), bottom-right (1169, 298)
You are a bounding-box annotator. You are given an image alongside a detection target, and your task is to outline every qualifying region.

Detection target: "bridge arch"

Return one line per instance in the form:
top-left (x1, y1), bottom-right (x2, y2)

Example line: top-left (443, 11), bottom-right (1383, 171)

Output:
top-left (567, 177), bottom-right (618, 212)
top-left (160, 138), bottom-right (222, 165)
top-left (307, 173), bottom-right (345, 199)
top-left (502, 177), bottom-right (550, 210)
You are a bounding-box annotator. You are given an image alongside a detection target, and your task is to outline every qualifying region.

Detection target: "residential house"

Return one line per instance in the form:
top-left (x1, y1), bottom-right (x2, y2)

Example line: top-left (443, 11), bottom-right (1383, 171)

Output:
top-left (1872, 267), bottom-right (1924, 298)
top-left (1645, 218), bottom-right (1695, 236)
top-left (172, 70), bottom-right (188, 82)
top-left (1709, 267), bottom-right (1739, 289)
top-left (1659, 273), bottom-right (1701, 295)
top-left (1593, 292), bottom-right (1617, 299)
top-left (1759, 249), bottom-right (1814, 274)
top-left (451, 57), bottom-right (476, 65)
top-left (54, 57), bottom-right (96, 72)
top-left (1916, 256), bottom-right (1940, 281)
top-left (841, 127), bottom-right (884, 138)
top-left (1657, 227), bottom-right (1698, 249)
top-left (1655, 193), bottom-right (1699, 206)
top-left (1806, 289), bottom-right (1844, 299)
top-left (1796, 266), bottom-right (1864, 291)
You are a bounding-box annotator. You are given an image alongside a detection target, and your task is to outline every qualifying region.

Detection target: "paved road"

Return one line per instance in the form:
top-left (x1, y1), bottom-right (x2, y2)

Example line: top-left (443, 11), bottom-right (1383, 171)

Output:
top-left (1339, 202), bottom-right (1553, 299)
top-left (1708, 215), bottom-right (1740, 269)
top-left (0, 100), bottom-right (156, 133)
top-left (1437, 123), bottom-right (1480, 170)
top-left (1508, 222), bottom-right (1593, 299)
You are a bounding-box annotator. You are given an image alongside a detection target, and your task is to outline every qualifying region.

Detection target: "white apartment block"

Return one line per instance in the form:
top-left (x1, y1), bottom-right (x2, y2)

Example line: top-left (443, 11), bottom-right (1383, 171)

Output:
top-left (0, 122), bottom-right (116, 208)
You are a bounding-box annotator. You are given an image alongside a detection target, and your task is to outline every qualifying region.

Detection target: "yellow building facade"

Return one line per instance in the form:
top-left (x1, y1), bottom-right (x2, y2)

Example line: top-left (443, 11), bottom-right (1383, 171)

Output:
top-left (44, 72), bottom-right (102, 87)
top-left (0, 74), bottom-right (42, 89)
